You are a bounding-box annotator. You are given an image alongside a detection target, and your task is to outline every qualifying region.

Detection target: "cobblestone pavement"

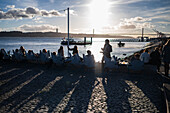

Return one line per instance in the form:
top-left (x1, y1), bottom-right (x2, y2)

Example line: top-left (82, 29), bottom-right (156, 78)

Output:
top-left (0, 61), bottom-right (166, 113)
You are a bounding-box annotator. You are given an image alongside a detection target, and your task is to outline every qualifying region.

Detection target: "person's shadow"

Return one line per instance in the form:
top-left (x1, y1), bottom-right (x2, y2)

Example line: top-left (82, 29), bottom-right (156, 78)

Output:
top-left (102, 72), bottom-right (132, 113)
top-left (62, 69), bottom-right (96, 112)
top-left (24, 66), bottom-right (85, 113)
top-left (127, 71), bottom-right (166, 113)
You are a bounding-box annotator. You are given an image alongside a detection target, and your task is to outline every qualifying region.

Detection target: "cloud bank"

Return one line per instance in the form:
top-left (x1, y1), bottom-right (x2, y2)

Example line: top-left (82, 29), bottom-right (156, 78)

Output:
top-left (0, 6), bottom-right (63, 20)
top-left (102, 16), bottom-right (155, 34)
top-left (118, 17), bottom-right (154, 29)
top-left (17, 24), bottom-right (58, 32)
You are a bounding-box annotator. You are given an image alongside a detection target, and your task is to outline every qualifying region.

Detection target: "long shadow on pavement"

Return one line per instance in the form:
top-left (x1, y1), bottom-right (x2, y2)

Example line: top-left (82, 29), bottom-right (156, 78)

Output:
top-left (102, 72), bottom-right (132, 113)
top-left (62, 70), bottom-right (96, 112)
top-left (126, 71), bottom-right (166, 113)
top-left (28, 67), bottom-right (88, 113)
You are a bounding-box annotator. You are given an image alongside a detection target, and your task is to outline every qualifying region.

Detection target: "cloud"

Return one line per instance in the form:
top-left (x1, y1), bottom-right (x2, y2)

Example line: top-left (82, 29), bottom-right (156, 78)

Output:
top-left (102, 26), bottom-right (115, 30)
top-left (151, 15), bottom-right (170, 21)
top-left (49, 10), bottom-right (61, 16)
top-left (33, 17), bottom-right (44, 23)
top-left (122, 17), bottom-right (152, 22)
top-left (17, 24), bottom-right (58, 32)
top-left (68, 10), bottom-right (77, 16)
top-left (140, 22), bottom-right (155, 28)
top-left (0, 9), bottom-right (30, 20)
top-left (147, 6), bottom-right (170, 16)
top-left (5, 5), bottom-right (15, 9)
top-left (110, 0), bottom-right (149, 5)
top-left (102, 16), bottom-right (154, 32)
top-left (156, 21), bottom-right (170, 25)
top-left (26, 7), bottom-right (40, 14)
top-left (143, 7), bottom-right (170, 21)
top-left (117, 17), bottom-right (154, 30)
top-left (119, 24), bottom-right (136, 29)
top-left (0, 7), bottom-right (64, 20)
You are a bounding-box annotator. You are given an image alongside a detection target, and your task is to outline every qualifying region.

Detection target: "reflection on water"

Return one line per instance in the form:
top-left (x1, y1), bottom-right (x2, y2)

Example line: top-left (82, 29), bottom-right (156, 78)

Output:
top-left (0, 37), bottom-right (148, 62)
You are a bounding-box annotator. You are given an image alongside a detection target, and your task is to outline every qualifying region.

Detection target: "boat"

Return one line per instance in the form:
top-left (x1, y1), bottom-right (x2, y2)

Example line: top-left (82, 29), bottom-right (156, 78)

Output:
top-left (61, 37), bottom-right (92, 45)
top-left (118, 41), bottom-right (125, 47)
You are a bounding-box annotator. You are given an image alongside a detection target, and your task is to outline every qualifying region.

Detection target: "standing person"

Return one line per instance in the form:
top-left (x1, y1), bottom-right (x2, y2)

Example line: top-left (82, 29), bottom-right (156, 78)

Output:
top-left (140, 49), bottom-right (150, 64)
top-left (101, 39), bottom-right (112, 63)
top-left (150, 47), bottom-right (161, 72)
top-left (162, 39), bottom-right (170, 77)
top-left (58, 46), bottom-right (64, 57)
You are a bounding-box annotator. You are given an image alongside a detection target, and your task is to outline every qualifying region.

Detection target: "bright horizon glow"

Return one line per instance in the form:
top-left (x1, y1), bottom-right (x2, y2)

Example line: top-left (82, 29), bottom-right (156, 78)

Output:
top-left (89, 0), bottom-right (110, 33)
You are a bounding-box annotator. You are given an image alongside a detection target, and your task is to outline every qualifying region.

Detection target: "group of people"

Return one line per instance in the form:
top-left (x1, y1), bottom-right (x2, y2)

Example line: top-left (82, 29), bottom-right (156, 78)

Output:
top-left (99, 39), bottom-right (170, 76)
top-left (0, 45), bottom-right (95, 68)
top-left (136, 39), bottom-right (170, 76)
top-left (0, 39), bottom-right (169, 76)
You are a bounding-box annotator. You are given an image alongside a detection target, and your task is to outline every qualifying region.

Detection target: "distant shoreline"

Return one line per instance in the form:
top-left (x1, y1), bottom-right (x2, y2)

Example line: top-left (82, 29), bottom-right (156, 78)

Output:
top-left (1, 31), bottom-right (168, 38)
top-left (0, 31), bottom-right (134, 38)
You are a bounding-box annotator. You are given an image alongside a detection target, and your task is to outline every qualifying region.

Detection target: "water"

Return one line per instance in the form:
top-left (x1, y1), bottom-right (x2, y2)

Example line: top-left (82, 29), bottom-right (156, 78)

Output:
top-left (0, 37), bottom-right (148, 62)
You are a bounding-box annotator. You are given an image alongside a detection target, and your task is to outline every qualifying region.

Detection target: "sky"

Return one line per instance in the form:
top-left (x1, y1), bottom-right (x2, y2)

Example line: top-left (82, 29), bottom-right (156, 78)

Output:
top-left (0, 0), bottom-right (170, 34)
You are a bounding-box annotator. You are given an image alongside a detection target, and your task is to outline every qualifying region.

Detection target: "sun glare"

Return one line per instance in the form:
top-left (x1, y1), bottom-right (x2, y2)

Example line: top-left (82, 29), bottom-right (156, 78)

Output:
top-left (89, 0), bottom-right (110, 32)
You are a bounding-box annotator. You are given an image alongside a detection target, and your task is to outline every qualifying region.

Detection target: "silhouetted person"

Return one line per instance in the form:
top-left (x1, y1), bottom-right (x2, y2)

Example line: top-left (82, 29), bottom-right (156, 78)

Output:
top-left (150, 47), bottom-right (161, 72)
top-left (140, 49), bottom-right (150, 64)
top-left (129, 53), bottom-right (144, 71)
top-left (83, 50), bottom-right (95, 68)
top-left (101, 39), bottom-right (112, 63)
top-left (68, 45), bottom-right (78, 55)
top-left (58, 46), bottom-right (64, 57)
top-left (42, 49), bottom-right (47, 53)
top-left (19, 46), bottom-right (26, 56)
top-left (162, 39), bottom-right (170, 77)
top-left (0, 49), bottom-right (4, 60)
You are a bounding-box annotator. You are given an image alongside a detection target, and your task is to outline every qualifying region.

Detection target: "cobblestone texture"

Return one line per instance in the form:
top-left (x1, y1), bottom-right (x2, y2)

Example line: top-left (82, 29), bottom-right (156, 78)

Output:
top-left (0, 61), bottom-right (165, 113)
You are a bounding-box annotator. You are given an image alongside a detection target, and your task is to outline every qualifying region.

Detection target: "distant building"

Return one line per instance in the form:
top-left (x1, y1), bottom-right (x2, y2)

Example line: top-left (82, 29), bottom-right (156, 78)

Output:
top-left (56, 28), bottom-right (58, 33)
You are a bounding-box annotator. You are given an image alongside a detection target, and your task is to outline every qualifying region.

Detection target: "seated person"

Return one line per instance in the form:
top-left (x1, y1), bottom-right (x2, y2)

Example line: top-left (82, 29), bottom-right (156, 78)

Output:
top-left (57, 46), bottom-right (64, 58)
top-left (68, 45), bottom-right (83, 61)
top-left (69, 53), bottom-right (82, 66)
top-left (128, 53), bottom-right (144, 71)
top-left (0, 49), bottom-right (3, 60)
top-left (42, 49), bottom-right (50, 57)
top-left (140, 49), bottom-right (150, 64)
top-left (39, 49), bottom-right (50, 63)
top-left (51, 52), bottom-right (64, 65)
top-left (83, 50), bottom-right (95, 68)
top-left (104, 55), bottom-right (118, 69)
top-left (26, 50), bottom-right (36, 61)
top-left (0, 49), bottom-right (10, 60)
top-left (19, 46), bottom-right (26, 56)
top-left (13, 49), bottom-right (20, 61)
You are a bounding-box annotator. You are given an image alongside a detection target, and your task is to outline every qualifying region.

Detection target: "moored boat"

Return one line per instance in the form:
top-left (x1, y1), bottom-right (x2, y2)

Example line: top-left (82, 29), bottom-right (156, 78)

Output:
top-left (61, 37), bottom-right (92, 45)
top-left (118, 41), bottom-right (125, 47)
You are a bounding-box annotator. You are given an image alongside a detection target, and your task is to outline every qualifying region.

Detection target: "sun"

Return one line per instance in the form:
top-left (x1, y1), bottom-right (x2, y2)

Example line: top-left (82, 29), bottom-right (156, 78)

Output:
top-left (89, 0), bottom-right (110, 32)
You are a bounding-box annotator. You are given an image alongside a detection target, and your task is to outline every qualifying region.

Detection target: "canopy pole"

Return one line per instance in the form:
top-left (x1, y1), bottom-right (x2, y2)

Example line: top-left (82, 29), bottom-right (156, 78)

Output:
top-left (67, 7), bottom-right (70, 57)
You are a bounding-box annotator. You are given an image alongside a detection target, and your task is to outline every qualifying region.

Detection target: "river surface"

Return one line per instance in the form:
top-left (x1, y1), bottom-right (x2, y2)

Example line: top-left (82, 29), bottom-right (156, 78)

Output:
top-left (0, 37), bottom-right (148, 62)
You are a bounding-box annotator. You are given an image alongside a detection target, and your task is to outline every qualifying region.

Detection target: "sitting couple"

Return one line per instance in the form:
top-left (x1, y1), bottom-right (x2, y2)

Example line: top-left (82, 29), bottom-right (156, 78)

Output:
top-left (68, 45), bottom-right (95, 67)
